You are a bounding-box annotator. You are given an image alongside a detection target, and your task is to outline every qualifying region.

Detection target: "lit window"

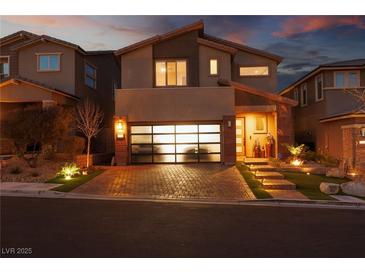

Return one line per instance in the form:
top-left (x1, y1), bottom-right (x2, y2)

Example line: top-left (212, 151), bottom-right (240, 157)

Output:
top-left (255, 116), bottom-right (267, 133)
top-left (0, 56), bottom-right (10, 78)
top-left (300, 83), bottom-right (308, 107)
top-left (209, 59), bottom-right (218, 75)
top-left (293, 88), bottom-right (299, 102)
top-left (335, 71), bottom-right (359, 88)
top-left (37, 54), bottom-right (60, 71)
top-left (85, 63), bottom-right (97, 89)
top-left (239, 66), bottom-right (269, 76)
top-left (315, 74), bottom-right (324, 102)
top-left (155, 60), bottom-right (187, 87)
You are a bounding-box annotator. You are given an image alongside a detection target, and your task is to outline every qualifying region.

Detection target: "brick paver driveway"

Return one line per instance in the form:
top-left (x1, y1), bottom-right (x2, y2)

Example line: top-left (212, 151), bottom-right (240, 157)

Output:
top-left (73, 164), bottom-right (255, 200)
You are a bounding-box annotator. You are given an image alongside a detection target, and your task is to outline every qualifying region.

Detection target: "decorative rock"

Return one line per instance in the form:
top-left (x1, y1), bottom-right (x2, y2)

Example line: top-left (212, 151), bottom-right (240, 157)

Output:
top-left (326, 168), bottom-right (345, 178)
top-left (319, 182), bottom-right (340, 194)
top-left (341, 181), bottom-right (365, 197)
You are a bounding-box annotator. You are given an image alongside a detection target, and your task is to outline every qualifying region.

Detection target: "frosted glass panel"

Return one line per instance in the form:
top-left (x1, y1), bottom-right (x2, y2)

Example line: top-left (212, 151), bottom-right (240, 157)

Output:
top-left (155, 62), bottom-right (166, 87)
top-left (176, 154), bottom-right (198, 163)
top-left (154, 145), bottom-right (175, 154)
top-left (199, 144), bottom-right (220, 153)
top-left (176, 61), bottom-right (187, 86)
top-left (131, 126), bottom-right (152, 134)
top-left (153, 125), bottom-right (175, 133)
top-left (131, 155), bottom-right (152, 163)
top-left (153, 134), bottom-right (175, 143)
top-left (176, 134), bottom-right (198, 143)
top-left (199, 134), bottom-right (220, 143)
top-left (199, 124), bottom-right (220, 133)
top-left (176, 144), bottom-right (198, 154)
top-left (131, 145), bottom-right (153, 154)
top-left (176, 125), bottom-right (198, 133)
top-left (154, 154), bottom-right (175, 163)
top-left (200, 154), bottom-right (221, 162)
top-left (131, 135), bottom-right (152, 144)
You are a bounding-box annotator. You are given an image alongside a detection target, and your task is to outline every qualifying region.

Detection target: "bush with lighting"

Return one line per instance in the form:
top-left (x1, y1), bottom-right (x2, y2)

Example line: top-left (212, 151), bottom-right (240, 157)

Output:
top-left (58, 163), bottom-right (80, 180)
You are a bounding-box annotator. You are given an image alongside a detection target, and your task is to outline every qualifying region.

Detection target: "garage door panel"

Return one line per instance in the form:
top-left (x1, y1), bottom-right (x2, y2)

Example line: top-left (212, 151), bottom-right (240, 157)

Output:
top-left (130, 123), bottom-right (221, 164)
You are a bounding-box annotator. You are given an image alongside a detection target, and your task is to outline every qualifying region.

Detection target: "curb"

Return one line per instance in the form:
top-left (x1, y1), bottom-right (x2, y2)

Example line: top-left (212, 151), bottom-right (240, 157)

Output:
top-left (1, 190), bottom-right (365, 210)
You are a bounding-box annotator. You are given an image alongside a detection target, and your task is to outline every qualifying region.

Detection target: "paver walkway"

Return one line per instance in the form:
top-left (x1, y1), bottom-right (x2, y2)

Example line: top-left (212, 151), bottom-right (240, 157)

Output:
top-left (73, 164), bottom-right (255, 200)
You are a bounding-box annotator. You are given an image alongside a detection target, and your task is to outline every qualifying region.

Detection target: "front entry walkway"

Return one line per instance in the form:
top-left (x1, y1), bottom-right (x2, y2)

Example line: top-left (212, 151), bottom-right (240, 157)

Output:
top-left (73, 164), bottom-right (255, 200)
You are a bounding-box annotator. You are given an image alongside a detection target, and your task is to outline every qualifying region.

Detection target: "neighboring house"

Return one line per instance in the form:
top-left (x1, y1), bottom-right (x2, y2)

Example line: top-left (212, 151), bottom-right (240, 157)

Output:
top-left (280, 59), bottom-right (365, 170)
top-left (0, 31), bottom-right (120, 154)
top-left (113, 21), bottom-right (297, 165)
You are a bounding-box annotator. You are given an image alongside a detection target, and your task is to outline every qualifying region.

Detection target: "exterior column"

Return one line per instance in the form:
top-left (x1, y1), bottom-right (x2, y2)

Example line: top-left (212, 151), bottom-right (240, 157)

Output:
top-left (114, 115), bottom-right (128, 165)
top-left (276, 103), bottom-right (294, 159)
top-left (222, 115), bottom-right (236, 165)
top-left (342, 124), bottom-right (365, 171)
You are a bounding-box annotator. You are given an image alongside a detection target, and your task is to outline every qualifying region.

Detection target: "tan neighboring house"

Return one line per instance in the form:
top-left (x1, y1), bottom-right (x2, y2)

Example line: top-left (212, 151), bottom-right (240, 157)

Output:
top-left (280, 59), bottom-right (365, 171)
top-left (113, 21), bottom-right (297, 165)
top-left (0, 31), bottom-right (120, 154)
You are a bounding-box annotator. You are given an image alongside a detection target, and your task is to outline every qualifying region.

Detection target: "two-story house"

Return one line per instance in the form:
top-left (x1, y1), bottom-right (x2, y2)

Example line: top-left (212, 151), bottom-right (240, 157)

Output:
top-left (113, 21), bottom-right (297, 165)
top-left (280, 59), bottom-right (365, 170)
top-left (0, 31), bottom-right (120, 154)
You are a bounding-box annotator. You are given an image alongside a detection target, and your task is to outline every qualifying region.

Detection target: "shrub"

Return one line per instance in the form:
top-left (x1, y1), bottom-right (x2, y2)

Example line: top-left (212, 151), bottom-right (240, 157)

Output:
top-left (10, 166), bottom-right (22, 174)
top-left (30, 171), bottom-right (40, 177)
top-left (58, 162), bottom-right (80, 179)
top-left (269, 157), bottom-right (284, 168)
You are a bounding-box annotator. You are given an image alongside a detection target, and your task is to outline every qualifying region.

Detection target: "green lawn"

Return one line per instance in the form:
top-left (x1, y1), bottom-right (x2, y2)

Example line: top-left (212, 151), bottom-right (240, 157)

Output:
top-left (46, 170), bottom-right (104, 192)
top-left (236, 163), bottom-right (272, 199)
top-left (281, 171), bottom-right (350, 200)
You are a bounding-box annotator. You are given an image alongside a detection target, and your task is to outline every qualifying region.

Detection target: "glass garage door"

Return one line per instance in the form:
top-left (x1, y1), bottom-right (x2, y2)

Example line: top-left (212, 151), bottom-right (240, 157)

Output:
top-left (130, 124), bottom-right (221, 163)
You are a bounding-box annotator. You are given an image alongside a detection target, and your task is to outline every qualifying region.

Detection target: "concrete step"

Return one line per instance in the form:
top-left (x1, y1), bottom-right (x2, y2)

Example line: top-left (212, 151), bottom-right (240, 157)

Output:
top-left (262, 179), bottom-right (296, 190)
top-left (255, 171), bottom-right (284, 179)
top-left (243, 158), bottom-right (269, 165)
top-left (249, 165), bottom-right (276, 172)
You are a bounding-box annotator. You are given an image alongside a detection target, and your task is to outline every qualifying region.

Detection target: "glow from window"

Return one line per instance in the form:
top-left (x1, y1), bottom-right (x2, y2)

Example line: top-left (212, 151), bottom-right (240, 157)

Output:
top-left (131, 126), bottom-right (152, 134)
top-left (155, 60), bottom-right (186, 87)
top-left (131, 135), bottom-right (152, 144)
top-left (240, 66), bottom-right (269, 76)
top-left (199, 124), bottom-right (220, 133)
top-left (153, 125), bottom-right (174, 133)
top-left (176, 125), bottom-right (198, 133)
top-left (176, 144), bottom-right (198, 153)
top-left (176, 134), bottom-right (198, 143)
top-left (199, 134), bottom-right (220, 143)
top-left (153, 134), bottom-right (175, 144)
top-left (210, 59), bottom-right (218, 75)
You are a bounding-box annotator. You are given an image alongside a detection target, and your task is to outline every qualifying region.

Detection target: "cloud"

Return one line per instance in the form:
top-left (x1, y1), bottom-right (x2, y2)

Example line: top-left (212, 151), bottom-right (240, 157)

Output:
top-left (273, 16), bottom-right (365, 38)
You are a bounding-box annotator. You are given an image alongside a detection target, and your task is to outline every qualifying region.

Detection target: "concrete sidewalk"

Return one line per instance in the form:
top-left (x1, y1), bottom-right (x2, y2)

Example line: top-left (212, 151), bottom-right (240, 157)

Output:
top-left (0, 182), bottom-right (61, 194)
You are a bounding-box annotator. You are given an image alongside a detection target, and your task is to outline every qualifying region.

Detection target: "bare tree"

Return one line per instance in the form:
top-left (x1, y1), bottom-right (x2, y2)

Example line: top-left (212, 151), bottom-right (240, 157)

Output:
top-left (75, 98), bottom-right (104, 168)
top-left (345, 88), bottom-right (365, 111)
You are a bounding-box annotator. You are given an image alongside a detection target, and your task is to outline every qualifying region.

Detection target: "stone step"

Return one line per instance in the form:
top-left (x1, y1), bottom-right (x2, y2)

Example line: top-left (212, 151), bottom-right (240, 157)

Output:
top-left (262, 179), bottom-right (296, 190)
top-left (255, 171), bottom-right (284, 179)
top-left (243, 158), bottom-right (269, 165)
top-left (249, 165), bottom-right (276, 172)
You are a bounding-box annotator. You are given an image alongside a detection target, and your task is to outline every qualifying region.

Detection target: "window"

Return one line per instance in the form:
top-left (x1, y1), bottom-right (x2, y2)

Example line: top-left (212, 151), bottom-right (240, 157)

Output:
top-left (334, 71), bottom-right (360, 88)
top-left (361, 128), bottom-right (365, 137)
top-left (300, 83), bottom-right (308, 107)
top-left (255, 116), bottom-right (267, 133)
top-left (155, 60), bottom-right (187, 87)
top-left (293, 88), bottom-right (299, 101)
top-left (315, 74), bottom-right (324, 102)
top-left (0, 56), bottom-right (10, 78)
top-left (239, 66), bottom-right (269, 76)
top-left (209, 59), bottom-right (218, 75)
top-left (37, 54), bottom-right (60, 71)
top-left (85, 63), bottom-right (97, 89)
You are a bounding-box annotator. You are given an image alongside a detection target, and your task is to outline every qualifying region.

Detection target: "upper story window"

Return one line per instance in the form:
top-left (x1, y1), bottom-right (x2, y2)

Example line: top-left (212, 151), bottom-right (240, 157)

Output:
top-left (209, 59), bottom-right (218, 75)
top-left (334, 71), bottom-right (360, 88)
top-left (85, 63), bottom-right (97, 89)
top-left (155, 60), bottom-right (187, 87)
top-left (300, 83), bottom-right (308, 107)
top-left (0, 56), bottom-right (10, 78)
top-left (37, 53), bottom-right (60, 72)
top-left (239, 66), bottom-right (269, 77)
top-left (315, 74), bottom-right (324, 102)
top-left (293, 88), bottom-right (299, 102)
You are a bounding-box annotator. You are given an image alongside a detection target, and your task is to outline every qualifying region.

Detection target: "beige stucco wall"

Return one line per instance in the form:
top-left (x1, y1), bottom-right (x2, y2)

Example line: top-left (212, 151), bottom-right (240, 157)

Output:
top-left (121, 45), bottom-right (153, 89)
top-left (115, 87), bottom-right (235, 122)
top-left (18, 41), bottom-right (76, 94)
top-left (198, 45), bottom-right (231, 87)
top-left (232, 50), bottom-right (278, 92)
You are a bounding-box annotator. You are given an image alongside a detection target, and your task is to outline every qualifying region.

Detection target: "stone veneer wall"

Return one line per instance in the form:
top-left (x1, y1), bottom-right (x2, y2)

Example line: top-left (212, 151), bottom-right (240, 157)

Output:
top-left (342, 125), bottom-right (365, 171)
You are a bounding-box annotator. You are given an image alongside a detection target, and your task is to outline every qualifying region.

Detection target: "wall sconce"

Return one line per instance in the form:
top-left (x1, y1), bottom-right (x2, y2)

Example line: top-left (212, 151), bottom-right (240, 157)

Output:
top-left (227, 120), bottom-right (232, 128)
top-left (115, 120), bottom-right (124, 140)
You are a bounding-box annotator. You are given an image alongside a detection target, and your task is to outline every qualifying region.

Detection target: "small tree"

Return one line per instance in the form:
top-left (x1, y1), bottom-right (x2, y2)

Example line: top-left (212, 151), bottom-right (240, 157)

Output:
top-left (75, 98), bottom-right (104, 168)
top-left (2, 105), bottom-right (73, 167)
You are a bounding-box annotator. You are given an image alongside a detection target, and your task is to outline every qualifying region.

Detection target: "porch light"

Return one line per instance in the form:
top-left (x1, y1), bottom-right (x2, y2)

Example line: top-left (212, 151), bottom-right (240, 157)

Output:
top-left (116, 120), bottom-right (124, 139)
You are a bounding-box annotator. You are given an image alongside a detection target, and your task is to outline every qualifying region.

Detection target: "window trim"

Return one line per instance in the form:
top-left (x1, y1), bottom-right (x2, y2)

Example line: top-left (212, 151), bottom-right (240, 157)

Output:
top-left (154, 59), bottom-right (188, 88)
top-left (293, 87), bottom-right (299, 102)
top-left (0, 55), bottom-right (10, 78)
top-left (84, 62), bottom-right (97, 89)
top-left (209, 58), bottom-right (218, 76)
top-left (239, 65), bottom-right (270, 77)
top-left (36, 53), bottom-right (61, 72)
top-left (300, 83), bottom-right (308, 107)
top-left (315, 74), bottom-right (324, 102)
top-left (334, 70), bottom-right (360, 88)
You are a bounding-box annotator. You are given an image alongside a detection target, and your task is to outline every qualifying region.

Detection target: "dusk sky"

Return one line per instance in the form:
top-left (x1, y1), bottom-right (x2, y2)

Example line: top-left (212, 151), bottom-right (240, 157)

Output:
top-left (1, 15), bottom-right (365, 90)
